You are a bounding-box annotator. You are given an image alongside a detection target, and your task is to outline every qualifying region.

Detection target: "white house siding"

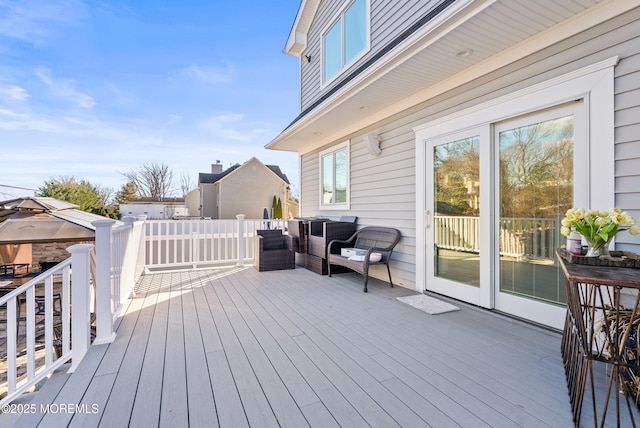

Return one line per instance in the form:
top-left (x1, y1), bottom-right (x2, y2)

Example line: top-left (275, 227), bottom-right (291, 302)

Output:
top-left (185, 189), bottom-right (201, 218)
top-left (300, 128), bottom-right (417, 289)
top-left (614, 39), bottom-right (640, 253)
top-left (300, 0), bottom-right (444, 111)
top-left (219, 159), bottom-right (289, 220)
top-left (201, 184), bottom-right (218, 219)
top-left (299, 7), bottom-right (640, 289)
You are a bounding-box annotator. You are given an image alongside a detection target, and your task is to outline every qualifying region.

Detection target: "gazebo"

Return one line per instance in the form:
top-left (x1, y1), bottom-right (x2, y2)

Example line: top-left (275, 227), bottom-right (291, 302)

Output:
top-left (0, 197), bottom-right (117, 277)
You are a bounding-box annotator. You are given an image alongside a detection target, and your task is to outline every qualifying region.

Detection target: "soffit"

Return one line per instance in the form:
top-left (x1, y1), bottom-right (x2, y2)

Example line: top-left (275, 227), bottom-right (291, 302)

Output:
top-left (268, 0), bottom-right (632, 154)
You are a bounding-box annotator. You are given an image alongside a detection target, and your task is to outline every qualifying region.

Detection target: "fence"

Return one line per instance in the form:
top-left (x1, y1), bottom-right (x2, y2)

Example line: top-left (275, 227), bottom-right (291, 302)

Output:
top-left (145, 216), bottom-right (288, 269)
top-left (434, 215), bottom-right (562, 261)
top-left (0, 245), bottom-right (93, 407)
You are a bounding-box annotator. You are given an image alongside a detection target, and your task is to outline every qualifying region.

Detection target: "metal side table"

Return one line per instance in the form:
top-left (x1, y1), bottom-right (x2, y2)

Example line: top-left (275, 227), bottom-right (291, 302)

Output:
top-left (559, 249), bottom-right (640, 427)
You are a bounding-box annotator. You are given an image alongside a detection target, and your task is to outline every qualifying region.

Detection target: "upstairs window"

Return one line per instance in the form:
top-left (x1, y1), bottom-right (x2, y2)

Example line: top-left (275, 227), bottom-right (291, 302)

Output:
top-left (323, 0), bottom-right (368, 83)
top-left (320, 142), bottom-right (350, 208)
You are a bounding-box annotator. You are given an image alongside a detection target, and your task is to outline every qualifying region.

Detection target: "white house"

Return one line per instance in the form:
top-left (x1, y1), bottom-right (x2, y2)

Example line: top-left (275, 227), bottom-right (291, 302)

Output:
top-left (267, 0), bottom-right (640, 329)
top-left (119, 197), bottom-right (189, 220)
top-left (186, 158), bottom-right (298, 220)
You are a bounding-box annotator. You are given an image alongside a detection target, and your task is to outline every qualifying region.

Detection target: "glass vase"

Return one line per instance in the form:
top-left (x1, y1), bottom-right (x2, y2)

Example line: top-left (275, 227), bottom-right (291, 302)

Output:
top-left (584, 236), bottom-right (612, 257)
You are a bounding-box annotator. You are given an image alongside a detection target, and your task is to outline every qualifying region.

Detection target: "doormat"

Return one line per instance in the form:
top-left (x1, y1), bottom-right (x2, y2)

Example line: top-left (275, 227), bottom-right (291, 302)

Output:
top-left (396, 294), bottom-right (460, 315)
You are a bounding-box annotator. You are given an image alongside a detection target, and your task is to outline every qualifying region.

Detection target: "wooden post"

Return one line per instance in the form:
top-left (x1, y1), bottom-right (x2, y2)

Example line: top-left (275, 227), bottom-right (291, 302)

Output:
top-left (67, 243), bottom-right (94, 373)
top-left (92, 219), bottom-right (116, 345)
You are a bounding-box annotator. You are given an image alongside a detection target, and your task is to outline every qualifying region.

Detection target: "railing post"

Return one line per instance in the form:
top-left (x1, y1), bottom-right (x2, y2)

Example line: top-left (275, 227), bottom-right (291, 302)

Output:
top-left (136, 215), bottom-right (147, 280)
top-left (92, 219), bottom-right (116, 345)
top-left (236, 214), bottom-right (245, 267)
top-left (121, 216), bottom-right (137, 300)
top-left (67, 243), bottom-right (94, 373)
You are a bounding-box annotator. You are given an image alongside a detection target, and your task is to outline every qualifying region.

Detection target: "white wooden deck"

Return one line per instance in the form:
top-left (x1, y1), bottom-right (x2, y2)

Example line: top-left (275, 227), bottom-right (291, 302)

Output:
top-left (3, 266), bottom-right (584, 426)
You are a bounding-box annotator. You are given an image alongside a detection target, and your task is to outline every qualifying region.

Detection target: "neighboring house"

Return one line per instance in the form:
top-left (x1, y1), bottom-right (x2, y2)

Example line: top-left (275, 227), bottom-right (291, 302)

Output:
top-left (267, 0), bottom-right (640, 329)
top-left (185, 158), bottom-right (297, 220)
top-left (119, 197), bottom-right (189, 220)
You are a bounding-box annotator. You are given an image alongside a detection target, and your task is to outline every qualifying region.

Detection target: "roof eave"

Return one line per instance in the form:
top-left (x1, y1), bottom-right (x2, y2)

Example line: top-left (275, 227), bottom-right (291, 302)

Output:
top-left (268, 0), bottom-right (634, 155)
top-left (283, 0), bottom-right (320, 57)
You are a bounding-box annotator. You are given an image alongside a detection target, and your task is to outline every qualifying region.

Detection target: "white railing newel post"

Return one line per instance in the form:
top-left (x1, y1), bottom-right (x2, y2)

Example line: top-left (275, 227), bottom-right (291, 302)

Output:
top-left (121, 216), bottom-right (137, 300)
top-left (92, 219), bottom-right (116, 345)
top-left (67, 243), bottom-right (94, 373)
top-left (236, 214), bottom-right (245, 267)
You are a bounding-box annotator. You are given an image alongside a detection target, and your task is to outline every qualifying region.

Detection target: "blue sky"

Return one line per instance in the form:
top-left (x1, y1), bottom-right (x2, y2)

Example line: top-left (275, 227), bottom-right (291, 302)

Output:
top-left (0, 0), bottom-right (301, 199)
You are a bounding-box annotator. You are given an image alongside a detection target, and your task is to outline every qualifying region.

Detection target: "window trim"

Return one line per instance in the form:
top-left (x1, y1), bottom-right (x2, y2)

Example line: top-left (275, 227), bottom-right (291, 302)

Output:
top-left (319, 140), bottom-right (350, 210)
top-left (321, 0), bottom-right (370, 87)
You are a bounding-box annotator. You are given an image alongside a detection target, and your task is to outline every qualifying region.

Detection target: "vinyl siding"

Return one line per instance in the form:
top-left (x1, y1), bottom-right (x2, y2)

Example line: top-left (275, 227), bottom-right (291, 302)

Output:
top-left (300, 0), bottom-right (444, 110)
top-left (298, 7), bottom-right (640, 288)
top-left (300, 128), bottom-right (417, 289)
top-left (219, 159), bottom-right (287, 220)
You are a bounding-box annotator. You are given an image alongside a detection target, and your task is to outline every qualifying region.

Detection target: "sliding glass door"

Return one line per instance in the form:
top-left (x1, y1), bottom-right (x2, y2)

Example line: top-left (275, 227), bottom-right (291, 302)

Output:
top-left (425, 103), bottom-right (583, 326)
top-left (426, 128), bottom-right (488, 305)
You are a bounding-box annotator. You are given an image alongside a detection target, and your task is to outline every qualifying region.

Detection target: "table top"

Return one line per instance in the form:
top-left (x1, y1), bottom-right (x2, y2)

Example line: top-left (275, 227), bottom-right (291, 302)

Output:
top-left (0, 280), bottom-right (13, 287)
top-left (558, 252), bottom-right (640, 289)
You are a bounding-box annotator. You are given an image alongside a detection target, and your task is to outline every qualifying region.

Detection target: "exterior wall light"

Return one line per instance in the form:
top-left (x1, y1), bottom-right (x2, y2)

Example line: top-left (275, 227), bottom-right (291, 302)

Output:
top-left (364, 133), bottom-right (382, 156)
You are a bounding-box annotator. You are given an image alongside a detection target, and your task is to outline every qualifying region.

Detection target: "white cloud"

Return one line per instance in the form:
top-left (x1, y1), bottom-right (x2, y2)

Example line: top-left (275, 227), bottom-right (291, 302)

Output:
top-left (0, 108), bottom-right (30, 120)
top-left (167, 114), bottom-right (182, 125)
top-left (0, 0), bottom-right (86, 45)
top-left (201, 112), bottom-right (272, 142)
top-left (182, 64), bottom-right (234, 85)
top-left (35, 68), bottom-right (96, 109)
top-left (0, 85), bottom-right (30, 101)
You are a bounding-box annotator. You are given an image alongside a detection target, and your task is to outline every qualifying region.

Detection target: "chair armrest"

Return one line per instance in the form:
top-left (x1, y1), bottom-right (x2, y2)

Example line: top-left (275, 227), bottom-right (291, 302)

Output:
top-left (254, 234), bottom-right (264, 251)
top-left (327, 235), bottom-right (356, 255)
top-left (369, 243), bottom-right (396, 252)
top-left (284, 234), bottom-right (297, 252)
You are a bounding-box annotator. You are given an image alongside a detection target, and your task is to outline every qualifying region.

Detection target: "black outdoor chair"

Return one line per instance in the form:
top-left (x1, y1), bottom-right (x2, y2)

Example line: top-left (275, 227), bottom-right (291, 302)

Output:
top-left (327, 226), bottom-right (401, 292)
top-left (253, 229), bottom-right (296, 272)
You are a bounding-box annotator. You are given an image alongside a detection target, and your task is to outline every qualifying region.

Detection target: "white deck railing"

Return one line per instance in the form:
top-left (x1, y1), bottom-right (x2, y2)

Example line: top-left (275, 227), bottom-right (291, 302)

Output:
top-left (92, 216), bottom-right (146, 345)
top-left (0, 215), bottom-right (147, 406)
top-left (434, 215), bottom-right (562, 261)
top-left (145, 217), bottom-right (287, 269)
top-left (0, 245), bottom-right (93, 407)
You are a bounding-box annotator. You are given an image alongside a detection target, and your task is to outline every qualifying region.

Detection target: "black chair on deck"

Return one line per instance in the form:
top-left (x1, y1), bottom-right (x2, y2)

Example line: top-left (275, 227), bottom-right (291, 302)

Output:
top-left (253, 229), bottom-right (296, 272)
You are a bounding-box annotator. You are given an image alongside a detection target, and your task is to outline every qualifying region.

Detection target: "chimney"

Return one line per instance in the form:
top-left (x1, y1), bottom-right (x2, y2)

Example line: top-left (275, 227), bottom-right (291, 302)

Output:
top-left (211, 160), bottom-right (223, 174)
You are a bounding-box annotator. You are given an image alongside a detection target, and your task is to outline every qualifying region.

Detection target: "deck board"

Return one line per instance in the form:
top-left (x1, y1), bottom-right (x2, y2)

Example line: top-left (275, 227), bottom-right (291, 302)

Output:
top-left (127, 274), bottom-right (170, 428)
top-left (9, 265), bottom-right (595, 427)
top-left (98, 279), bottom-right (159, 427)
top-left (159, 272), bottom-right (189, 427)
top-left (202, 271), bottom-right (278, 428)
top-left (182, 271), bottom-right (218, 428)
top-left (297, 273), bottom-right (572, 426)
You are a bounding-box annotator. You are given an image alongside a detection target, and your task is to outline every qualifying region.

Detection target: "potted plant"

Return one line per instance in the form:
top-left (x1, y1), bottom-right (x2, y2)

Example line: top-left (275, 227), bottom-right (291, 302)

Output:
top-left (561, 208), bottom-right (640, 256)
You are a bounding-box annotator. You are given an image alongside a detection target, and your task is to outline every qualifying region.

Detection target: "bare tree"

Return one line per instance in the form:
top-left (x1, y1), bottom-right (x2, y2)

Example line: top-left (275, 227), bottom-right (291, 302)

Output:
top-left (179, 173), bottom-right (194, 197)
top-left (122, 163), bottom-right (175, 199)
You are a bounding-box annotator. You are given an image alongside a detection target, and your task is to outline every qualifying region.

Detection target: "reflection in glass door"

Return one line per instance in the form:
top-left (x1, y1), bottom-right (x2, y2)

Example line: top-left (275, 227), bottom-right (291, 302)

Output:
top-left (498, 114), bottom-right (573, 306)
top-left (433, 136), bottom-right (480, 287)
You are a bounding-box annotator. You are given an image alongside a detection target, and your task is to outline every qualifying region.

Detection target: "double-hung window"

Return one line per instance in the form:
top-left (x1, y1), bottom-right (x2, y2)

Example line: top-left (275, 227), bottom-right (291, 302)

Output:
top-left (323, 0), bottom-right (368, 83)
top-left (320, 142), bottom-right (349, 208)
